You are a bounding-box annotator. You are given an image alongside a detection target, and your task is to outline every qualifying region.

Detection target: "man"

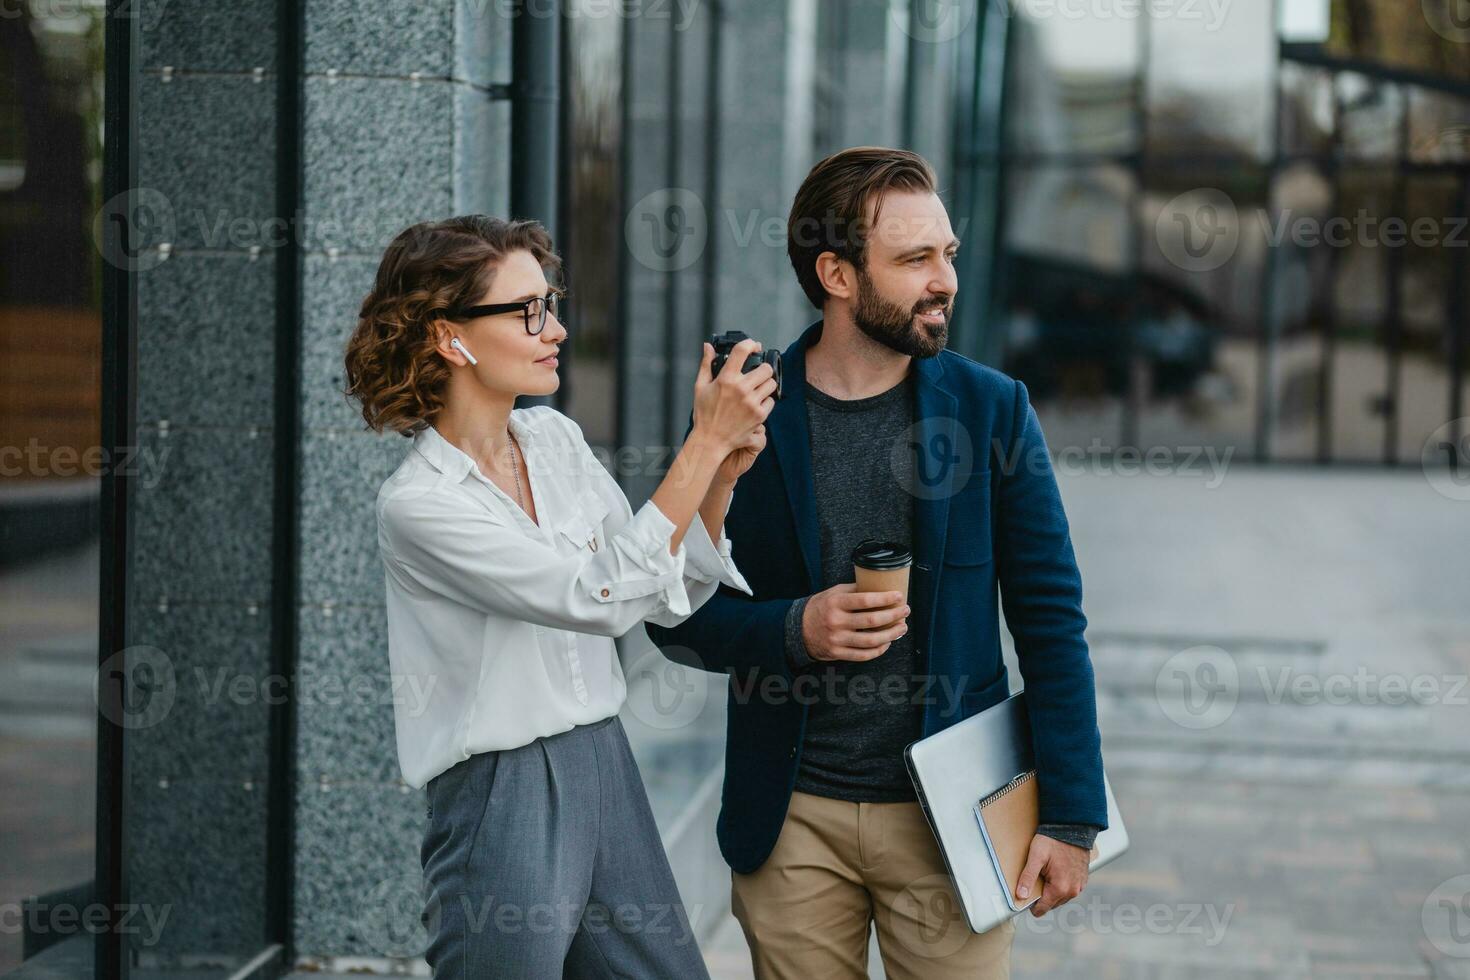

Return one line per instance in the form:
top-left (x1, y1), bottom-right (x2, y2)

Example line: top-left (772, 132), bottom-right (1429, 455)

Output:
top-left (646, 146), bottom-right (1107, 978)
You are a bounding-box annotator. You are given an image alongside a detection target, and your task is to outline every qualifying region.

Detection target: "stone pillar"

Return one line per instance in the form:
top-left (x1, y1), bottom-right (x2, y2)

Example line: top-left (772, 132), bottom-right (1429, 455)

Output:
top-left (291, 0), bottom-right (510, 961)
top-left (127, 0), bottom-right (284, 967)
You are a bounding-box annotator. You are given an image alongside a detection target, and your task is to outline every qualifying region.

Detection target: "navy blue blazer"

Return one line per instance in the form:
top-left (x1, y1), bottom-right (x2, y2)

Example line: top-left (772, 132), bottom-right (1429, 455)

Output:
top-left (645, 318), bottom-right (1107, 874)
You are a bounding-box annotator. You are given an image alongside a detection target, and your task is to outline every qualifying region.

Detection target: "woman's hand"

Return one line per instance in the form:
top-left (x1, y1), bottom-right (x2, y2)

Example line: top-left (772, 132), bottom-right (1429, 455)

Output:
top-left (651, 338), bottom-right (774, 557)
top-left (692, 338), bottom-right (776, 454)
top-left (715, 424), bottom-right (766, 486)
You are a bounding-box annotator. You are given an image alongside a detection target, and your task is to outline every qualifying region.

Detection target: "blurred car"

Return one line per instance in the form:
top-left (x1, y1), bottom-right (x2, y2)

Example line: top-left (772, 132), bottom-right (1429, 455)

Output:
top-left (998, 251), bottom-right (1217, 401)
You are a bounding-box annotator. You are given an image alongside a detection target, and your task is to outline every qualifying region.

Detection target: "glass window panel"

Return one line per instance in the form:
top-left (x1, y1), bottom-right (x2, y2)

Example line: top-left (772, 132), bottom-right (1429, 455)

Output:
top-left (812, 0), bottom-right (906, 154)
top-left (1337, 73), bottom-right (1405, 162)
top-left (1396, 175), bottom-right (1460, 463)
top-left (1327, 169), bottom-right (1395, 461)
top-left (1264, 163), bottom-right (1336, 461)
top-left (905, 7), bottom-right (962, 187)
top-left (1408, 87), bottom-right (1470, 164)
top-left (1003, 6), bottom-right (1141, 157)
top-left (1279, 61), bottom-right (1335, 158)
top-left (1136, 164), bottom-right (1265, 458)
top-left (560, 0), bottom-right (625, 449)
top-left (1006, 162), bottom-right (1135, 271)
top-left (1278, 0), bottom-right (1330, 42)
top-left (1144, 0), bottom-right (1275, 162)
top-left (0, 2), bottom-right (103, 972)
top-left (1326, 0), bottom-right (1470, 85)
top-left (998, 164), bottom-right (1136, 451)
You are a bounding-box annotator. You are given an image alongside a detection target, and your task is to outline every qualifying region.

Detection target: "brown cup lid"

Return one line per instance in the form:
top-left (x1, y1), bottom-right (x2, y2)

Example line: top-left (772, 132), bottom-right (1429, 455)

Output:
top-left (851, 539), bottom-right (912, 570)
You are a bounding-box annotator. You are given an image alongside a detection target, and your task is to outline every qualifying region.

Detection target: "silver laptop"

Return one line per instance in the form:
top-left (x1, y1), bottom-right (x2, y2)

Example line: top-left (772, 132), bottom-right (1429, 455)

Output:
top-left (903, 689), bottom-right (1129, 934)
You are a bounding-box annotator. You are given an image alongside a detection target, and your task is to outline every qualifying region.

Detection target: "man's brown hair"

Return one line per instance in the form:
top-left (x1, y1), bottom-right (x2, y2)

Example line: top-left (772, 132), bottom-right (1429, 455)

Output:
top-left (343, 215), bottom-right (562, 437)
top-left (786, 146), bottom-right (939, 310)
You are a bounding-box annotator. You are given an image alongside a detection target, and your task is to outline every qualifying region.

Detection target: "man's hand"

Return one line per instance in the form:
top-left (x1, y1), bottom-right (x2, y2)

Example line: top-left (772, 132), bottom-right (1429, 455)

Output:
top-left (801, 583), bottom-right (909, 662)
top-left (714, 424), bottom-right (766, 485)
top-left (1016, 833), bottom-right (1090, 916)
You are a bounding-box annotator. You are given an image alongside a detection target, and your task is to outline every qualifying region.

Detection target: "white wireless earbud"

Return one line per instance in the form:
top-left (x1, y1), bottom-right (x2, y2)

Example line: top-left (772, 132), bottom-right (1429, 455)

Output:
top-left (450, 337), bottom-right (478, 365)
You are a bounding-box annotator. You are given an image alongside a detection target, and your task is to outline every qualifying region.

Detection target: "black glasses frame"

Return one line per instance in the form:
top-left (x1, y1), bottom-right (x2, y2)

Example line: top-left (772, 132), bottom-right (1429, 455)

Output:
top-left (443, 286), bottom-right (566, 335)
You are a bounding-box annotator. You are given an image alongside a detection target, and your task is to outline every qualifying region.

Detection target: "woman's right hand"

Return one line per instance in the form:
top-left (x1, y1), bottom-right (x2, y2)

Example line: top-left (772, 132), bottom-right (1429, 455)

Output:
top-left (691, 337), bottom-right (776, 452)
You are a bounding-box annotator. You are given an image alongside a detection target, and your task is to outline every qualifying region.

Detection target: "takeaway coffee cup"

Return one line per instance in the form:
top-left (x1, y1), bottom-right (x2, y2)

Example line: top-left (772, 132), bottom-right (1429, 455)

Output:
top-left (851, 539), bottom-right (912, 630)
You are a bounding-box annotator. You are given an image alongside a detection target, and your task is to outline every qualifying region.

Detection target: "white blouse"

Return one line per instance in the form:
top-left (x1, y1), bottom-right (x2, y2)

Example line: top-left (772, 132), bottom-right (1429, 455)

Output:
top-left (376, 405), bottom-right (753, 790)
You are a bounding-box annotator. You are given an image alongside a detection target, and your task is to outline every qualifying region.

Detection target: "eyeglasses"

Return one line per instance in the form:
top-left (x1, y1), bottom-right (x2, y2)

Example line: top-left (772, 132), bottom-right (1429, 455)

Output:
top-left (443, 287), bottom-right (565, 336)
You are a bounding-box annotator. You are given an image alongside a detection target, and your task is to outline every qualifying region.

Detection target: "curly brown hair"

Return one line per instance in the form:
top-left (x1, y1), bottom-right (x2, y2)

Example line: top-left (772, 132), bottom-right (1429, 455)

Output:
top-left (786, 147), bottom-right (938, 310)
top-left (343, 215), bottom-right (563, 436)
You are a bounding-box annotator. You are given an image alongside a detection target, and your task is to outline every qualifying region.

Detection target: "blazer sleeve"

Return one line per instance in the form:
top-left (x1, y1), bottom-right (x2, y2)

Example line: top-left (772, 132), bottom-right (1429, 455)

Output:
top-left (993, 378), bottom-right (1109, 829)
top-left (643, 412), bottom-right (799, 683)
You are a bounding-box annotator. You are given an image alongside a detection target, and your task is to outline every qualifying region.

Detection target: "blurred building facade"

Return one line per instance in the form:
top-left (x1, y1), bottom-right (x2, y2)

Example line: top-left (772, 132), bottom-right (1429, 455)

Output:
top-left (2, 0), bottom-right (1466, 976)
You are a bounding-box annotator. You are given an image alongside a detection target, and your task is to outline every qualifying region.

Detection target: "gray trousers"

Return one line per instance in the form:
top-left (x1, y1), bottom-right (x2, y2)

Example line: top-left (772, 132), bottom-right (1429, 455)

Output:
top-left (420, 714), bottom-right (711, 979)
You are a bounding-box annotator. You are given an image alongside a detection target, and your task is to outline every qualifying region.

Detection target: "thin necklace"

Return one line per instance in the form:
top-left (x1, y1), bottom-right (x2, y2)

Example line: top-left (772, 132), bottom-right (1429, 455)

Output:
top-left (506, 431), bottom-right (524, 510)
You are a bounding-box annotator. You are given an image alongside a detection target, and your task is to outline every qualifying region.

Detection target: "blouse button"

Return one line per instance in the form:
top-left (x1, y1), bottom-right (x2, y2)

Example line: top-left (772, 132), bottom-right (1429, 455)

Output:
top-left (600, 588), bottom-right (610, 597)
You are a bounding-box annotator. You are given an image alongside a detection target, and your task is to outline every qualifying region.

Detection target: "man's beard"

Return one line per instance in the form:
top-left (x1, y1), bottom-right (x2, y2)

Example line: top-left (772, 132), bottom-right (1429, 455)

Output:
top-left (851, 265), bottom-right (950, 358)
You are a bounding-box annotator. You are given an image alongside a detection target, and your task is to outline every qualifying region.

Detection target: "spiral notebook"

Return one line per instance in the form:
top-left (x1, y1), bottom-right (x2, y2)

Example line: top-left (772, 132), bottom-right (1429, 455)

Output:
top-left (904, 689), bottom-right (1129, 933)
top-left (974, 769), bottom-right (1104, 912)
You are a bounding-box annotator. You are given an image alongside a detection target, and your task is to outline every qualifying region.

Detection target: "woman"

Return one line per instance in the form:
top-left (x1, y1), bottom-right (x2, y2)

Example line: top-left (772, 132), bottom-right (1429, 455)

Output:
top-left (343, 214), bottom-right (775, 978)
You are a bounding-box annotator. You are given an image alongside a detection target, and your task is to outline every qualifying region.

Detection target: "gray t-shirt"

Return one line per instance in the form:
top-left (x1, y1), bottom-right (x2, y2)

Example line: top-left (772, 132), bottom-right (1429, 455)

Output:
top-left (780, 367), bottom-right (1100, 850)
top-left (783, 371), bottom-right (924, 802)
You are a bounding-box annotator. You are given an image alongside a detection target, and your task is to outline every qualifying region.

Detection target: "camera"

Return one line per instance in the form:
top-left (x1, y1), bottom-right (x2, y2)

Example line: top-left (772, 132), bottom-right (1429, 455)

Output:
top-left (708, 330), bottom-right (783, 400)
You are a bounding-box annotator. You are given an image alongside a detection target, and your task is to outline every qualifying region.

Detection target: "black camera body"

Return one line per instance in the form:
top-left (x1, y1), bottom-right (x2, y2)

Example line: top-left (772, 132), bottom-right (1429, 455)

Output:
top-left (708, 330), bottom-right (783, 400)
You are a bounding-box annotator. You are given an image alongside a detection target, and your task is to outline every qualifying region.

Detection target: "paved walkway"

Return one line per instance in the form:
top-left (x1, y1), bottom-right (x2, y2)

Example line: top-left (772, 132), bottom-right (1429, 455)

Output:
top-left (705, 463), bottom-right (1470, 979)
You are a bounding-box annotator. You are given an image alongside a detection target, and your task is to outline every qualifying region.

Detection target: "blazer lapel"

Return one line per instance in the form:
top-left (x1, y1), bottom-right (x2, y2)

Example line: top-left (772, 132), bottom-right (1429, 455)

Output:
top-left (769, 320), bottom-right (824, 594)
top-left (910, 354), bottom-right (960, 672)
top-left (770, 319), bottom-right (961, 617)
